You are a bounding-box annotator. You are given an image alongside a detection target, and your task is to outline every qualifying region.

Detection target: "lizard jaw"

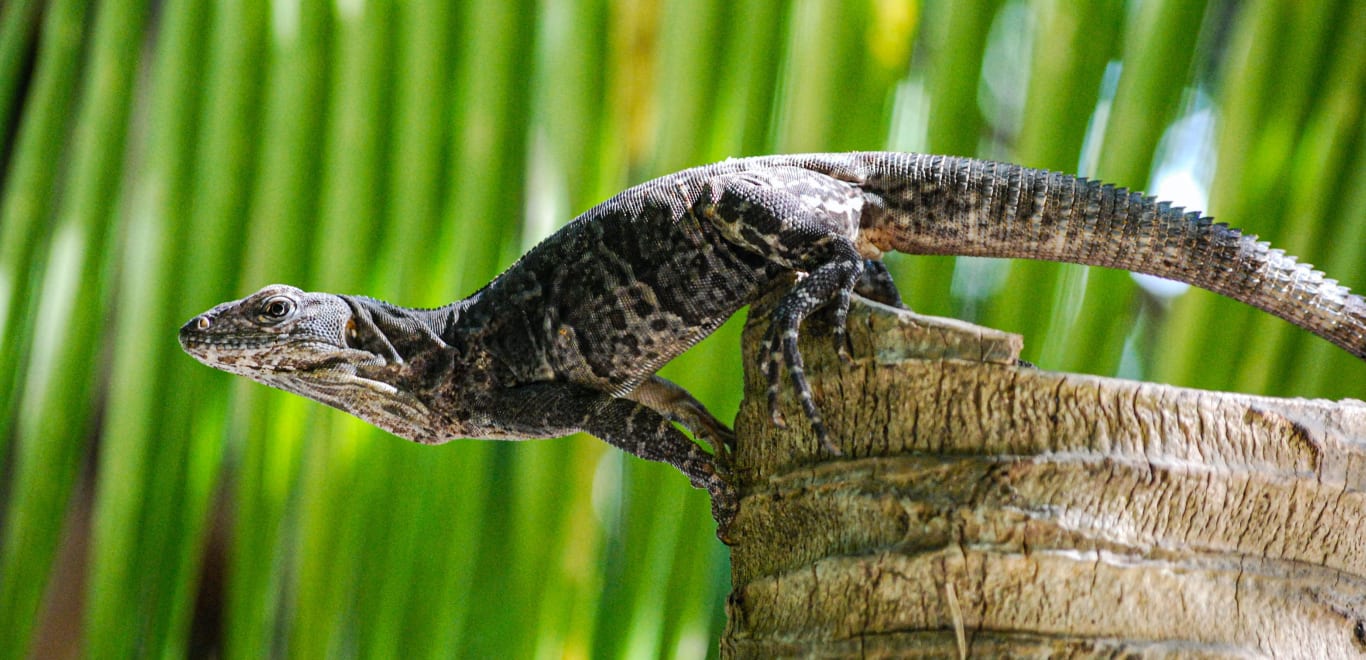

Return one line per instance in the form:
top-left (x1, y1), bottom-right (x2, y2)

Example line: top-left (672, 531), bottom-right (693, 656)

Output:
top-left (180, 336), bottom-right (441, 444)
top-left (181, 337), bottom-right (415, 412)
top-left (244, 357), bottom-right (442, 443)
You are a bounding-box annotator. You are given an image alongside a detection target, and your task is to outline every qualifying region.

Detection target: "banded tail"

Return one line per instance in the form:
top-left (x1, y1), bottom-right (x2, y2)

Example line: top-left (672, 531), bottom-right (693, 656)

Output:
top-left (856, 153), bottom-right (1366, 360)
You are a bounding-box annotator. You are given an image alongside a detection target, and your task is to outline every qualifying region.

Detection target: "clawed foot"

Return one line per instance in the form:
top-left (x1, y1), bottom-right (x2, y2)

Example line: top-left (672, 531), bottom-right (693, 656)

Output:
top-left (710, 477), bottom-right (739, 544)
top-left (760, 322), bottom-right (843, 456)
top-left (686, 458), bottom-right (739, 544)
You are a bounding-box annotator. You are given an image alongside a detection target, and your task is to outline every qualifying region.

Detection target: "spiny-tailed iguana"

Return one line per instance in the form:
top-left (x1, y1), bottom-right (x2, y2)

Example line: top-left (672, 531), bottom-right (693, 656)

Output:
top-left (179, 153), bottom-right (1366, 539)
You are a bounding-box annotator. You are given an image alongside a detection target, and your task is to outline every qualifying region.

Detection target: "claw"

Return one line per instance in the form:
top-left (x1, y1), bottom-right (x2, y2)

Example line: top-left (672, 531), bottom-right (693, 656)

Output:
top-left (813, 422), bottom-right (842, 456)
top-left (766, 378), bottom-right (786, 425)
top-left (715, 520), bottom-right (736, 545)
top-left (702, 424), bottom-right (737, 470)
top-left (834, 327), bottom-right (852, 364)
top-left (767, 385), bottom-right (788, 428)
top-left (770, 408), bottom-right (788, 428)
top-left (709, 476), bottom-right (739, 544)
top-left (762, 328), bottom-right (789, 427)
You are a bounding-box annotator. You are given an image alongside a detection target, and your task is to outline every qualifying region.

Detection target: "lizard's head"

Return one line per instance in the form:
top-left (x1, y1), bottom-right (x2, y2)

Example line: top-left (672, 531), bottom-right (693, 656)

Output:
top-left (179, 284), bottom-right (443, 443)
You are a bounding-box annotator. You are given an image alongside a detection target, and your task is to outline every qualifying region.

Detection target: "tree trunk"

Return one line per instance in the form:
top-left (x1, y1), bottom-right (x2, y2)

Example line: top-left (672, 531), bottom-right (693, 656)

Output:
top-left (721, 293), bottom-right (1366, 658)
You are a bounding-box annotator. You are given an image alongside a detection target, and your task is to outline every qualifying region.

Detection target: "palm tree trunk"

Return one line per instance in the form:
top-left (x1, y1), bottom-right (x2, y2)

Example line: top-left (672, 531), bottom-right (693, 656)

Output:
top-left (722, 293), bottom-right (1366, 658)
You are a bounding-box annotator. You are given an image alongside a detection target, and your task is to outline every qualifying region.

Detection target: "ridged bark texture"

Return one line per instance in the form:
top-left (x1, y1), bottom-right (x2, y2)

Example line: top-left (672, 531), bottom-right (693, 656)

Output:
top-left (722, 294), bottom-right (1366, 658)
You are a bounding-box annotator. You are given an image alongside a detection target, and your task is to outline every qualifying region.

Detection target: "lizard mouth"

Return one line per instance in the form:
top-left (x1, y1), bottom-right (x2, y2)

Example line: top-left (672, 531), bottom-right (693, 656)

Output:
top-left (177, 318), bottom-right (390, 385)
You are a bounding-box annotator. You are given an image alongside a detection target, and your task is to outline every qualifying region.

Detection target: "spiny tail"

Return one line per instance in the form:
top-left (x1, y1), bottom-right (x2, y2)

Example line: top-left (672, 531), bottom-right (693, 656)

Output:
top-left (861, 153), bottom-right (1366, 360)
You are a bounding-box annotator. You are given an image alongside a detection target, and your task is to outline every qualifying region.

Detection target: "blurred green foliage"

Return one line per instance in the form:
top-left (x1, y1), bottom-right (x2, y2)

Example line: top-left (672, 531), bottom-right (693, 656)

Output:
top-left (0, 0), bottom-right (1362, 657)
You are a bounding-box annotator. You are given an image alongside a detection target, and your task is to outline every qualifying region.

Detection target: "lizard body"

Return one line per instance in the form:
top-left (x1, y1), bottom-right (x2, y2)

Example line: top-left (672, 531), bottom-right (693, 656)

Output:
top-left (180, 152), bottom-right (1366, 537)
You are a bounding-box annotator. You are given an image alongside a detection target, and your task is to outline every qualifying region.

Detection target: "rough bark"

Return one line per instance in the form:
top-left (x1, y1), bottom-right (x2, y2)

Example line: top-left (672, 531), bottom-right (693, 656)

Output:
top-left (721, 294), bottom-right (1366, 658)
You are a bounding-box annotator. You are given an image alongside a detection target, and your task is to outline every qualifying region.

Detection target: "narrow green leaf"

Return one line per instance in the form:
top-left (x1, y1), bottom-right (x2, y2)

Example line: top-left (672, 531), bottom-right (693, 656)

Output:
top-left (86, 0), bottom-right (266, 655)
top-left (0, 0), bottom-right (45, 153)
top-left (0, 0), bottom-right (90, 458)
top-left (0, 0), bottom-right (143, 654)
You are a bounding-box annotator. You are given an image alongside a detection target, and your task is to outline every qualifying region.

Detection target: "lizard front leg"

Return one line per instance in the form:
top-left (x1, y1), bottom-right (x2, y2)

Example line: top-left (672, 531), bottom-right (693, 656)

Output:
top-left (482, 382), bottom-right (738, 540)
top-left (624, 375), bottom-right (736, 466)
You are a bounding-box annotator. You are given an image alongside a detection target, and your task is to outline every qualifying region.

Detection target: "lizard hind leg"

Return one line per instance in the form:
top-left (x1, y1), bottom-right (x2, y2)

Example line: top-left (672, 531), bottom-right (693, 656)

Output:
top-left (856, 258), bottom-right (906, 309)
top-left (824, 258), bottom-right (907, 362)
top-left (759, 243), bottom-right (863, 455)
top-left (699, 167), bottom-right (870, 455)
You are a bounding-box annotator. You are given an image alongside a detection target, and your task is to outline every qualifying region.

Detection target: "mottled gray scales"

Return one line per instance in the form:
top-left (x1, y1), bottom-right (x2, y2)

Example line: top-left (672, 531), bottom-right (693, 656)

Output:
top-left (179, 151), bottom-right (1366, 541)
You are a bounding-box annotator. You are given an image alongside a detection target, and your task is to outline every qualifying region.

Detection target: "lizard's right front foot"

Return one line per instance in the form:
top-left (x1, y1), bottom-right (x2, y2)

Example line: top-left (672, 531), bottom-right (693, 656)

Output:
top-left (692, 461), bottom-right (739, 543)
top-left (710, 479), bottom-right (739, 544)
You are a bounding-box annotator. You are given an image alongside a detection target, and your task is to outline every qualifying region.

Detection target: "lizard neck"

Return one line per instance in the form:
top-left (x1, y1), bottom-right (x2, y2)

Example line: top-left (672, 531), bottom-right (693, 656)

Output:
top-left (338, 295), bottom-right (473, 362)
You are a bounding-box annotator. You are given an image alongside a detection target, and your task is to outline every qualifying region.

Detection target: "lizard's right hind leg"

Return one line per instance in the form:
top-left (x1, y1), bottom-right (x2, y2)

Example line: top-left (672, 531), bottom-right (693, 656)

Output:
top-left (698, 167), bottom-right (876, 455)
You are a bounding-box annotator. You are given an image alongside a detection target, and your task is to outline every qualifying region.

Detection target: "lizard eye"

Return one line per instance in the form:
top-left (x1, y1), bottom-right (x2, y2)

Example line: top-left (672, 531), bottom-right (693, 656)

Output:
top-left (259, 296), bottom-right (295, 323)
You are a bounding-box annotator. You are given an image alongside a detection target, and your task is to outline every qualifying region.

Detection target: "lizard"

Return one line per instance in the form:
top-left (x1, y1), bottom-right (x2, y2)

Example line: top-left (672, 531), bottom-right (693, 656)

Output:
top-left (179, 152), bottom-right (1366, 539)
